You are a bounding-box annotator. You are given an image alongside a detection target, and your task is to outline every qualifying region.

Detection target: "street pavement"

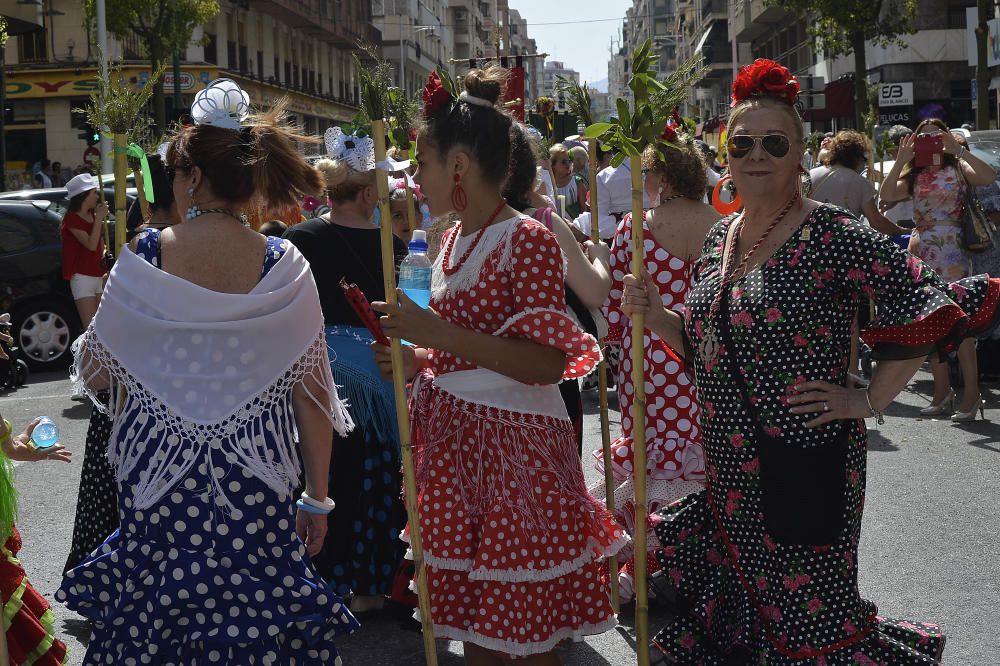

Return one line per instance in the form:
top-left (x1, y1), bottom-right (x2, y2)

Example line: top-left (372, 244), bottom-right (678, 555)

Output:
top-left (4, 369), bottom-right (999, 664)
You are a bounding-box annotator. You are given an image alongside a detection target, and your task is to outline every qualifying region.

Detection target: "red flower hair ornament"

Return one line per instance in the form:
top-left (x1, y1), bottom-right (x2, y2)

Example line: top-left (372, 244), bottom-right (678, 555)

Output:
top-left (731, 59), bottom-right (800, 108)
top-left (422, 71), bottom-right (453, 118)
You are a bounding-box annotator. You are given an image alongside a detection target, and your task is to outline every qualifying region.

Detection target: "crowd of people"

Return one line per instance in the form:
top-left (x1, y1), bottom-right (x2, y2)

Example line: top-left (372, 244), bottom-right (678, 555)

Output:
top-left (2, 59), bottom-right (999, 665)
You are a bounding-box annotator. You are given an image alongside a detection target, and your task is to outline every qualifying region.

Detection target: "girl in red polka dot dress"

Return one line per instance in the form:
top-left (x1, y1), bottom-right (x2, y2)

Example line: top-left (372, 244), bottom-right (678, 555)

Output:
top-left (373, 68), bottom-right (628, 663)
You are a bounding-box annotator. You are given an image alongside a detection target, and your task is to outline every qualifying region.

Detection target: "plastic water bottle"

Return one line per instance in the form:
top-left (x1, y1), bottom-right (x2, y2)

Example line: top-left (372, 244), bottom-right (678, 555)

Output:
top-left (399, 230), bottom-right (432, 309)
top-left (30, 416), bottom-right (59, 450)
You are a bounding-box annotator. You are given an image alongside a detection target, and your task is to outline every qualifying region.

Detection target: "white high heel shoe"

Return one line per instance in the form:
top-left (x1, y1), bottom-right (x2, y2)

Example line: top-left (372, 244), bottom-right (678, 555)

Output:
top-left (919, 390), bottom-right (955, 416)
top-left (952, 396), bottom-right (985, 422)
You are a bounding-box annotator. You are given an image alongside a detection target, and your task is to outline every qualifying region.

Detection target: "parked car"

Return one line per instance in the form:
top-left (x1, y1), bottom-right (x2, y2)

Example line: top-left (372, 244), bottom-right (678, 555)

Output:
top-left (0, 183), bottom-right (137, 242)
top-left (0, 200), bottom-right (82, 371)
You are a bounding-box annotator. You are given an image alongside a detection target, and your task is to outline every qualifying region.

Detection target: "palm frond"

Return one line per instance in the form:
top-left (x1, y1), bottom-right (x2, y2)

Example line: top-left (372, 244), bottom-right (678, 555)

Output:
top-left (76, 49), bottom-right (165, 139)
top-left (386, 87), bottom-right (420, 149)
top-left (555, 76), bottom-right (592, 128)
top-left (649, 53), bottom-right (709, 124)
top-left (354, 41), bottom-right (395, 121)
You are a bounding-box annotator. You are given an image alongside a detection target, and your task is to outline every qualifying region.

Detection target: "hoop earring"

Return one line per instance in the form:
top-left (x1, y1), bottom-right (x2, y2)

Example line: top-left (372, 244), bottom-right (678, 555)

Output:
top-left (451, 173), bottom-right (468, 212)
top-left (711, 174), bottom-right (742, 215)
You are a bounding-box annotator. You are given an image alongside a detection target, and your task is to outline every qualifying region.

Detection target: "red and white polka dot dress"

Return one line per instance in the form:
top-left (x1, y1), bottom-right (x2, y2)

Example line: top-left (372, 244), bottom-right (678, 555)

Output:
top-left (594, 212), bottom-right (706, 601)
top-left (405, 216), bottom-right (628, 657)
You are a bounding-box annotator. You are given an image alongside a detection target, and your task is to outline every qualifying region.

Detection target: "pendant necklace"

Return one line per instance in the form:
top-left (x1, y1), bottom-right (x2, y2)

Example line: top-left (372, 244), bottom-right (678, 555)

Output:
top-left (441, 198), bottom-right (508, 276)
top-left (699, 191), bottom-right (801, 364)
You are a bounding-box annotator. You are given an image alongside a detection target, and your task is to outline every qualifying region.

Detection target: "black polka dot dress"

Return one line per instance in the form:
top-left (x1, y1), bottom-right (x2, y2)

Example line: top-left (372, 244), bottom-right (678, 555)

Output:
top-left (64, 396), bottom-right (119, 573)
top-left (651, 205), bottom-right (1000, 664)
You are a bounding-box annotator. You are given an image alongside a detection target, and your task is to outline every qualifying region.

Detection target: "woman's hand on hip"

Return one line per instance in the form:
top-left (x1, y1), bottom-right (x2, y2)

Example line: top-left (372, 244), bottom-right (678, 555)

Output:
top-left (787, 380), bottom-right (872, 428)
top-left (372, 288), bottom-right (445, 348)
top-left (296, 508), bottom-right (327, 557)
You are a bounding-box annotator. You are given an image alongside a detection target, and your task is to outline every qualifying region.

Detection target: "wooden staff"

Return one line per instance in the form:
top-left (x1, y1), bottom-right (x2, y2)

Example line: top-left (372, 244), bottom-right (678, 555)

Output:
top-left (589, 139), bottom-right (619, 613)
top-left (629, 161), bottom-right (650, 666)
top-left (372, 119), bottom-right (438, 666)
top-left (112, 133), bottom-right (128, 252)
top-left (96, 169), bottom-right (112, 254)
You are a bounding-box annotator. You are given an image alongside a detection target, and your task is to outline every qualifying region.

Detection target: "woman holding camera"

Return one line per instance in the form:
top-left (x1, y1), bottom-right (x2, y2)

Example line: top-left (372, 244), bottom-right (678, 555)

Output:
top-left (60, 173), bottom-right (108, 329)
top-left (880, 118), bottom-right (996, 419)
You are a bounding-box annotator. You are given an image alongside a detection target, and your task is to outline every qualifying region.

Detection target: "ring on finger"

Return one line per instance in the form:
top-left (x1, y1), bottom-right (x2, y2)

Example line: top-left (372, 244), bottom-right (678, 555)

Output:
top-left (823, 401), bottom-right (830, 412)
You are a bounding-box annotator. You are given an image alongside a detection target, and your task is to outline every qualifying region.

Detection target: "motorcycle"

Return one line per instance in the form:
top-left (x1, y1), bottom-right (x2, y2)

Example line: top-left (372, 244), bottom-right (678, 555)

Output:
top-left (0, 313), bottom-right (29, 391)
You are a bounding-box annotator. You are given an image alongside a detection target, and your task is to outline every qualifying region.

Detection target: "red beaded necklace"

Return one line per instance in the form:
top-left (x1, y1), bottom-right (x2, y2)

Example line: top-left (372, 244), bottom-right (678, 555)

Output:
top-left (441, 198), bottom-right (509, 276)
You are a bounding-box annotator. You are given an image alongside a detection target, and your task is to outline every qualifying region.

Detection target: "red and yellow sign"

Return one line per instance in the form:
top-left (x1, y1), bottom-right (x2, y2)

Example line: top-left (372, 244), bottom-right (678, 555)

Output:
top-left (4, 66), bottom-right (220, 99)
top-left (6, 67), bottom-right (357, 123)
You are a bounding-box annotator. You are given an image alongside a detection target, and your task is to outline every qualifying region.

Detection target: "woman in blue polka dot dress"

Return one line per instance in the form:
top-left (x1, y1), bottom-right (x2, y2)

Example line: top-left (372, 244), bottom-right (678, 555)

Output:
top-left (57, 85), bottom-right (359, 665)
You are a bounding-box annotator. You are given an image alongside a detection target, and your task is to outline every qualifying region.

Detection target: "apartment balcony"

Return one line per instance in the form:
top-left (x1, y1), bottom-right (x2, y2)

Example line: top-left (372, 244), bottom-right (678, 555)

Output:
top-left (255, 0), bottom-right (380, 49)
top-left (1, 3), bottom-right (44, 36)
top-left (733, 0), bottom-right (790, 43)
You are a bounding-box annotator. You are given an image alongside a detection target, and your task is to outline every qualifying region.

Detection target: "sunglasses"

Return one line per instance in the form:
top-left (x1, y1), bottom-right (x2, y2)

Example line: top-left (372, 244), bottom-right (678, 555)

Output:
top-left (557, 159), bottom-right (573, 165)
top-left (164, 165), bottom-right (190, 184)
top-left (727, 134), bottom-right (791, 159)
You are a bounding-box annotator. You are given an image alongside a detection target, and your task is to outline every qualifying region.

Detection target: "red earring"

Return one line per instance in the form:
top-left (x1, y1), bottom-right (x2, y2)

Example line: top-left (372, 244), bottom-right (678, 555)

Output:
top-left (451, 173), bottom-right (468, 212)
top-left (711, 174), bottom-right (742, 215)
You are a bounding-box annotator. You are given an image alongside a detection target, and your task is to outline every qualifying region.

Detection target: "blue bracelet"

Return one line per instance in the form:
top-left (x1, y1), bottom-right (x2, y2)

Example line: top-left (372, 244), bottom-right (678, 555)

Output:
top-left (295, 499), bottom-right (331, 515)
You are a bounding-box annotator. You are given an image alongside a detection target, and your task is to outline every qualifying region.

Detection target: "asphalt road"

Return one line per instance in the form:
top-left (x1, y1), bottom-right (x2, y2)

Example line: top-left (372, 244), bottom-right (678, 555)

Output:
top-left (4, 369), bottom-right (999, 664)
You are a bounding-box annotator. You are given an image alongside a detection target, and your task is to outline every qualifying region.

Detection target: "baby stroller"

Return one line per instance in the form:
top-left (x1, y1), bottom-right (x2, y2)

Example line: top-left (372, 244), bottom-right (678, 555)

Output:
top-left (0, 313), bottom-right (29, 391)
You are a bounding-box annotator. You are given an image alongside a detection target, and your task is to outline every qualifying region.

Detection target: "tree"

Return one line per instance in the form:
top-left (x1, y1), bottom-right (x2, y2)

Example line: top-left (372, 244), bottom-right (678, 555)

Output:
top-left (771, 0), bottom-right (917, 129)
top-left (976, 0), bottom-right (990, 130)
top-left (85, 0), bottom-right (219, 131)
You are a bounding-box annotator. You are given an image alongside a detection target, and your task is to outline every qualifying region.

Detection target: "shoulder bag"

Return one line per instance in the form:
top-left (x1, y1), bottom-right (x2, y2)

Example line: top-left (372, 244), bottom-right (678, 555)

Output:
top-left (957, 165), bottom-right (996, 253)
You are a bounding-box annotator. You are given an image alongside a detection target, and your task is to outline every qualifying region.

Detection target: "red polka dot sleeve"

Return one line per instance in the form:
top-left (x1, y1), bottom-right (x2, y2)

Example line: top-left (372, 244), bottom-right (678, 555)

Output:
top-left (493, 219), bottom-right (601, 380)
top-left (602, 212), bottom-right (633, 345)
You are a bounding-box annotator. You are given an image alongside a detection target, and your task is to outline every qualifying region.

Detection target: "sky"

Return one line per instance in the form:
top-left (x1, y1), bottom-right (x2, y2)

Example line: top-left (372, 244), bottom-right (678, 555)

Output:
top-left (509, 0), bottom-right (634, 89)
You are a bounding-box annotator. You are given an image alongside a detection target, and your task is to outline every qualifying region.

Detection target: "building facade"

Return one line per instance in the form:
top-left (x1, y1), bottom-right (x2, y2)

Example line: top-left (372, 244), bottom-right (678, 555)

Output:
top-left (372, 0), bottom-right (452, 99)
top-left (3, 0), bottom-right (376, 175)
top-left (733, 0), bottom-right (977, 131)
top-left (543, 61), bottom-right (580, 110)
top-left (447, 0), bottom-right (499, 64)
top-left (506, 8), bottom-right (542, 106)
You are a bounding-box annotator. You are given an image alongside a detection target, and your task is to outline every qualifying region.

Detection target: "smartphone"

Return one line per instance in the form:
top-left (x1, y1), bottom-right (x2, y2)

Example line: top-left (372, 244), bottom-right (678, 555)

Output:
top-left (339, 278), bottom-right (391, 346)
top-left (914, 133), bottom-right (944, 168)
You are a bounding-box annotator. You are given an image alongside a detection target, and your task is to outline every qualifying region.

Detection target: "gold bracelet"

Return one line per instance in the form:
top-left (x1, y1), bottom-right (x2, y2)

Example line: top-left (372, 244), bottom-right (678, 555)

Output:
top-left (865, 388), bottom-right (885, 426)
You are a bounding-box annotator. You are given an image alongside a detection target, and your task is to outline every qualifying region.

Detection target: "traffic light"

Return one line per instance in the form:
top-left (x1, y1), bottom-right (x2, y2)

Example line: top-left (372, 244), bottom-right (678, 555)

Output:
top-left (77, 123), bottom-right (100, 145)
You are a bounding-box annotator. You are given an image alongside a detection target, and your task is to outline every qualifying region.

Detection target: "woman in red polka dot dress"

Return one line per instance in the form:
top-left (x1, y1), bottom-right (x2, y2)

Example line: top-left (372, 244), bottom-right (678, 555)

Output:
top-left (373, 67), bottom-right (628, 663)
top-left (596, 140), bottom-right (719, 603)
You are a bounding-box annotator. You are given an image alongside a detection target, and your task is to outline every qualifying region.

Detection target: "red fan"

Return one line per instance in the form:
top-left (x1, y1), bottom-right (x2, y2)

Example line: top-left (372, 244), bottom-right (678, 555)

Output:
top-left (340, 278), bottom-right (391, 346)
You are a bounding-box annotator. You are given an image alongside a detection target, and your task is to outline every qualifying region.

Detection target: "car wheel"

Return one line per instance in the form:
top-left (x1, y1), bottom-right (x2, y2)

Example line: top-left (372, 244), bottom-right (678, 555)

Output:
top-left (14, 299), bottom-right (80, 371)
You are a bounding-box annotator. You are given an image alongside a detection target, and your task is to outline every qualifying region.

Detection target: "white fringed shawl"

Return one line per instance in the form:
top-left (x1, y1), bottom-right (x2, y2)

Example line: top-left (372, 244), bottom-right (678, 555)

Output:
top-left (431, 215), bottom-right (570, 302)
top-left (72, 243), bottom-right (353, 511)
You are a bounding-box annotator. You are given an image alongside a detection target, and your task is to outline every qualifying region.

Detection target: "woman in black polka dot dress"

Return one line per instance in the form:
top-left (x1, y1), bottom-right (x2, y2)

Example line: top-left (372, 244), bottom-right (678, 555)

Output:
top-left (622, 60), bottom-right (999, 664)
top-left (63, 398), bottom-right (118, 573)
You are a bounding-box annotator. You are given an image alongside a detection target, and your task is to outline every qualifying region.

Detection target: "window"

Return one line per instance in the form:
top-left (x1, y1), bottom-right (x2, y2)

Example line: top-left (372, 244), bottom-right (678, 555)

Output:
top-left (0, 217), bottom-right (34, 255)
top-left (946, 6), bottom-right (966, 29)
top-left (239, 46), bottom-right (248, 73)
top-left (204, 33), bottom-right (218, 63)
top-left (18, 31), bottom-right (47, 63)
top-left (257, 51), bottom-right (264, 80)
top-left (227, 41), bottom-right (237, 69)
